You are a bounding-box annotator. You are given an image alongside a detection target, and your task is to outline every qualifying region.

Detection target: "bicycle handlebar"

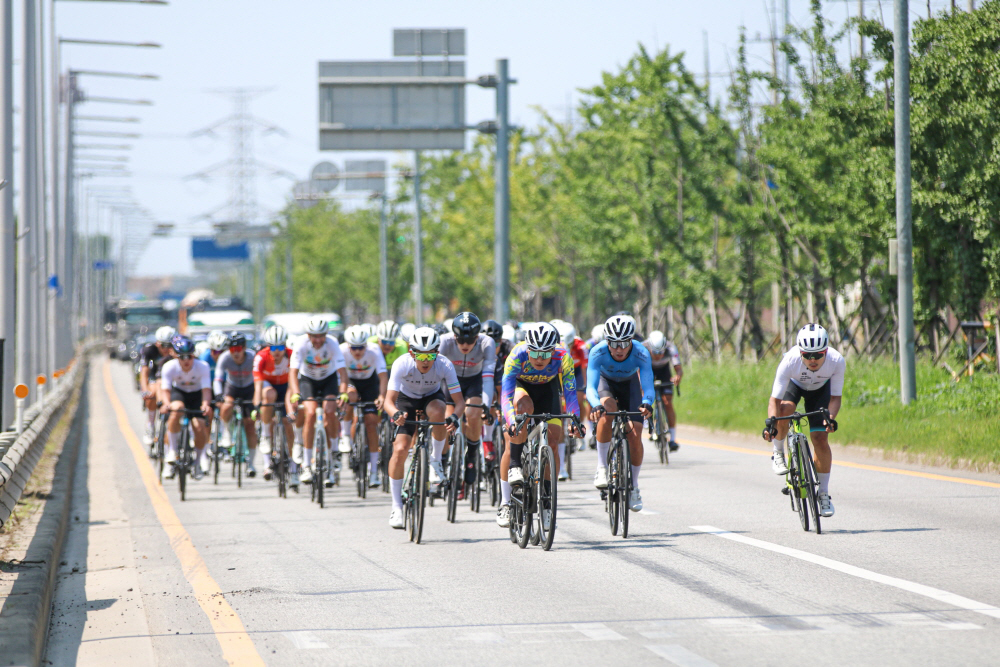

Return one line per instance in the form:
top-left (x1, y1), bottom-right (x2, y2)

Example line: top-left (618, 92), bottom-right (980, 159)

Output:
top-left (512, 413), bottom-right (586, 436)
top-left (767, 408), bottom-right (830, 425)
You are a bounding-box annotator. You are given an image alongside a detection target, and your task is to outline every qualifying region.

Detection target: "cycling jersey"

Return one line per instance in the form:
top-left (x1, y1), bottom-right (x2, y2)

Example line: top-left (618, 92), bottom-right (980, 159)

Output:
top-left (388, 354), bottom-right (460, 400)
top-left (161, 358), bottom-right (212, 394)
top-left (500, 342), bottom-right (579, 425)
top-left (340, 341), bottom-right (388, 380)
top-left (213, 350), bottom-right (255, 396)
top-left (439, 333), bottom-right (497, 405)
top-left (253, 347), bottom-right (289, 385)
top-left (771, 346), bottom-right (846, 398)
top-left (644, 340), bottom-right (681, 369)
top-left (568, 337), bottom-right (589, 370)
top-left (368, 335), bottom-right (408, 369)
top-left (289, 334), bottom-right (345, 381)
top-left (586, 340), bottom-right (655, 409)
top-left (198, 348), bottom-right (220, 373)
top-left (140, 343), bottom-right (171, 381)
top-left (493, 339), bottom-right (513, 383)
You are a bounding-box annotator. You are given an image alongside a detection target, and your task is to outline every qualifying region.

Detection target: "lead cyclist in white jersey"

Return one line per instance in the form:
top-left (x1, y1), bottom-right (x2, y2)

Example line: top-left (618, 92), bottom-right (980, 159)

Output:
top-left (763, 323), bottom-right (845, 517)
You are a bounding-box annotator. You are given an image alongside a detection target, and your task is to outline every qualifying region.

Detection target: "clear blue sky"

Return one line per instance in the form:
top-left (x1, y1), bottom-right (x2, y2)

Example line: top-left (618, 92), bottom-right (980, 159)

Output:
top-left (52, 0), bottom-right (953, 277)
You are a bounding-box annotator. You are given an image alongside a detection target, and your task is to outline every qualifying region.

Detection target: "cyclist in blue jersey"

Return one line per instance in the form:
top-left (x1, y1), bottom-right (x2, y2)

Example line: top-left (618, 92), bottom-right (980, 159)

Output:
top-left (587, 314), bottom-right (654, 512)
top-left (199, 330), bottom-right (229, 399)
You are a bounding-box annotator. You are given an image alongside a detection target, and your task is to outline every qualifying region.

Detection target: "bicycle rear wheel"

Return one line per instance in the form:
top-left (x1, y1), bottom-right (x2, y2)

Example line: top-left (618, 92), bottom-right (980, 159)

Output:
top-left (607, 444), bottom-right (621, 536)
top-left (156, 415), bottom-right (167, 482)
top-left (275, 423), bottom-right (287, 498)
top-left (538, 444), bottom-right (557, 551)
top-left (446, 434), bottom-right (462, 523)
top-left (178, 427), bottom-right (189, 501)
top-left (470, 443), bottom-right (482, 513)
top-left (414, 442), bottom-right (427, 544)
top-left (211, 412), bottom-right (221, 485)
top-left (315, 431), bottom-right (327, 508)
top-left (355, 424), bottom-right (368, 499)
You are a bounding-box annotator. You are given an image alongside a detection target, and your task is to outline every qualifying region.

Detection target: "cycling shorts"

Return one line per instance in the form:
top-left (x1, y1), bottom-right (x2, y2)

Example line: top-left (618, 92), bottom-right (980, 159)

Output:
top-left (348, 374), bottom-right (381, 412)
top-left (299, 374), bottom-right (339, 401)
top-left (170, 388), bottom-right (203, 413)
top-left (780, 380), bottom-right (831, 432)
top-left (392, 390), bottom-right (447, 436)
top-left (652, 365), bottom-right (674, 396)
top-left (458, 373), bottom-right (483, 401)
top-left (597, 375), bottom-right (644, 423)
top-left (511, 378), bottom-right (562, 426)
top-left (261, 380), bottom-right (288, 406)
top-left (225, 384), bottom-right (255, 404)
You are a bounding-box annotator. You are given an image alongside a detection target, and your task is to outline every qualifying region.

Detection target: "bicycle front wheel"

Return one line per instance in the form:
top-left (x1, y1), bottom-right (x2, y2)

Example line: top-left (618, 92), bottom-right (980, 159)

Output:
top-left (178, 427), bottom-right (189, 501)
top-left (619, 438), bottom-right (632, 539)
top-left (791, 437), bottom-right (809, 532)
top-left (414, 443), bottom-right (427, 544)
top-left (470, 443), bottom-right (482, 513)
top-left (538, 444), bottom-right (557, 551)
top-left (800, 440), bottom-right (822, 534)
top-left (315, 431), bottom-right (327, 508)
top-left (607, 444), bottom-right (620, 536)
top-left (446, 435), bottom-right (462, 523)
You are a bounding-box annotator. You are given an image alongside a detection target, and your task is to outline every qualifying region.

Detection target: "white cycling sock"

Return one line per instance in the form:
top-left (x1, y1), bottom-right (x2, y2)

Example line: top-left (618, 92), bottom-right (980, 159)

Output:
top-left (431, 437), bottom-right (446, 462)
top-left (147, 409), bottom-right (156, 425)
top-left (370, 451), bottom-right (379, 476)
top-left (596, 440), bottom-right (610, 467)
top-left (198, 447), bottom-right (209, 470)
top-left (501, 479), bottom-right (512, 505)
top-left (390, 477), bottom-right (404, 510)
top-left (340, 419), bottom-right (351, 440)
top-left (294, 425), bottom-right (303, 444)
top-left (668, 426), bottom-right (676, 442)
top-left (303, 447), bottom-right (313, 467)
top-left (167, 430), bottom-right (179, 458)
top-left (818, 472), bottom-right (830, 495)
top-left (631, 464), bottom-right (641, 489)
top-left (773, 438), bottom-right (786, 457)
top-left (558, 439), bottom-right (566, 462)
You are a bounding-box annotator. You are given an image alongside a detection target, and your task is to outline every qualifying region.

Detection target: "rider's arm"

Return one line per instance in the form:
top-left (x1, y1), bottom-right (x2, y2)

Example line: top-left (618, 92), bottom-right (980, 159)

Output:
top-left (767, 395), bottom-right (782, 420)
top-left (377, 371), bottom-right (388, 400)
top-left (384, 389), bottom-right (400, 421)
top-left (449, 389), bottom-right (466, 417)
top-left (637, 347), bottom-right (655, 407)
top-left (288, 368), bottom-right (300, 398)
top-left (500, 349), bottom-right (519, 425)
top-left (828, 395), bottom-right (842, 420)
top-left (140, 364), bottom-right (151, 393)
top-left (337, 367), bottom-right (349, 396)
top-left (253, 379), bottom-right (263, 406)
top-left (212, 353), bottom-right (227, 397)
top-left (585, 348), bottom-right (604, 409)
top-left (481, 337), bottom-right (497, 406)
top-left (559, 352), bottom-right (581, 418)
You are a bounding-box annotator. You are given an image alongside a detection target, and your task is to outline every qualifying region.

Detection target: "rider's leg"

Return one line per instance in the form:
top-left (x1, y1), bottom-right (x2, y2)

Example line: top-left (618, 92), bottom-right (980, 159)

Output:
top-left (810, 430), bottom-right (832, 493)
top-left (166, 402), bottom-right (183, 461)
top-left (364, 411), bottom-right (380, 476)
top-left (220, 396), bottom-right (235, 444)
top-left (546, 423), bottom-right (563, 476)
top-left (595, 396), bottom-right (619, 468)
top-left (500, 392), bottom-right (532, 505)
top-left (388, 433), bottom-right (413, 510)
top-left (342, 387), bottom-right (358, 444)
top-left (425, 400), bottom-right (447, 463)
top-left (302, 400), bottom-right (317, 468)
top-left (626, 422), bottom-right (644, 488)
top-left (664, 393), bottom-right (677, 441)
top-left (773, 400), bottom-right (796, 457)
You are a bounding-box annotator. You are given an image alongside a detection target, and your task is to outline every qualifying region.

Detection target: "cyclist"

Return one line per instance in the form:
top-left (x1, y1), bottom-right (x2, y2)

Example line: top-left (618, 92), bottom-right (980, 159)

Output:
top-left (587, 315), bottom-right (654, 512)
top-left (370, 320), bottom-right (409, 376)
top-left (555, 320), bottom-right (589, 480)
top-left (287, 317), bottom-right (348, 486)
top-left (341, 326), bottom-right (389, 489)
top-left (582, 324), bottom-right (605, 449)
top-left (483, 319), bottom-right (510, 462)
top-left (439, 312), bottom-right (496, 496)
top-left (253, 325), bottom-right (293, 484)
top-left (384, 327), bottom-right (464, 529)
top-left (644, 330), bottom-right (683, 452)
top-left (763, 323), bottom-right (844, 518)
top-left (199, 330), bottom-right (228, 374)
top-left (496, 322), bottom-right (581, 528)
top-left (158, 336), bottom-right (212, 480)
top-left (139, 325), bottom-right (176, 448)
top-left (214, 332), bottom-right (259, 477)
top-left (399, 322), bottom-right (417, 343)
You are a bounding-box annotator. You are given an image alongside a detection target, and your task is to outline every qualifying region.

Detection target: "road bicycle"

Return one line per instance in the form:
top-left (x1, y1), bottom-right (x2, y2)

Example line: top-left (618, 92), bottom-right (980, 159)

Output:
top-left (259, 402), bottom-right (292, 498)
top-left (649, 381), bottom-right (669, 465)
top-left (400, 413), bottom-right (448, 544)
top-left (208, 401), bottom-right (223, 484)
top-left (446, 405), bottom-right (491, 521)
top-left (486, 413), bottom-right (504, 508)
top-left (378, 411), bottom-right (393, 494)
top-left (298, 397), bottom-right (336, 508)
top-left (166, 408), bottom-right (208, 502)
top-left (508, 412), bottom-right (584, 551)
top-left (348, 401), bottom-right (379, 499)
top-left (227, 399), bottom-right (253, 488)
top-left (766, 409), bottom-right (828, 534)
top-left (600, 410), bottom-right (644, 539)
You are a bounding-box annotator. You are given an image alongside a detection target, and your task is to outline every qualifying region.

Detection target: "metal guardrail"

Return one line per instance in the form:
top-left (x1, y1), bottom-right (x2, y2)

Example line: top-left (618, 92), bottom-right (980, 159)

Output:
top-left (0, 355), bottom-right (88, 530)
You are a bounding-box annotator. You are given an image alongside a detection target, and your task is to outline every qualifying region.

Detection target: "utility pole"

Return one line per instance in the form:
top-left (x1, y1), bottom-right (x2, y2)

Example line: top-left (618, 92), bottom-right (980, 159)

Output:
top-left (1, 0), bottom-right (15, 425)
top-left (18, 0), bottom-right (38, 403)
top-left (895, 0), bottom-right (916, 403)
top-left (493, 58), bottom-right (510, 324)
top-left (378, 193), bottom-right (389, 320)
top-left (413, 151), bottom-right (424, 323)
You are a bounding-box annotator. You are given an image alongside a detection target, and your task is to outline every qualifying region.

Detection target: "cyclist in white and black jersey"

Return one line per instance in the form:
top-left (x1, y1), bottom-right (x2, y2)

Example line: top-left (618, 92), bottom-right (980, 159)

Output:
top-left (644, 330), bottom-right (683, 452)
top-left (139, 325), bottom-right (176, 447)
top-left (340, 326), bottom-right (389, 488)
top-left (384, 327), bottom-right (464, 529)
top-left (159, 336), bottom-right (212, 481)
top-left (439, 312), bottom-right (496, 493)
top-left (287, 317), bottom-right (349, 485)
top-left (215, 332), bottom-right (260, 476)
top-left (763, 323), bottom-right (845, 518)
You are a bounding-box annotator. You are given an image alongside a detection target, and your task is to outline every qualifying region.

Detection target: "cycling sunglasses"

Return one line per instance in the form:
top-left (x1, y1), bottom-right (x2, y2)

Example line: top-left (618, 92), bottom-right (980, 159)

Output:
top-left (178, 354), bottom-right (194, 361)
top-left (528, 350), bottom-right (553, 360)
top-left (380, 339), bottom-right (396, 347)
top-left (229, 345), bottom-right (245, 354)
top-left (608, 340), bottom-right (631, 349)
top-left (269, 345), bottom-right (286, 353)
top-left (456, 337), bottom-right (478, 346)
top-left (350, 345), bottom-right (367, 352)
top-left (801, 351), bottom-right (826, 361)
top-left (413, 352), bottom-right (438, 362)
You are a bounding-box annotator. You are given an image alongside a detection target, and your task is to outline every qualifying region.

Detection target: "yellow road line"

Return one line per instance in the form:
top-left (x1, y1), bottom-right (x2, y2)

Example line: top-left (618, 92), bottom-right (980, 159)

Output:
top-left (680, 437), bottom-right (1000, 489)
top-left (102, 361), bottom-right (266, 666)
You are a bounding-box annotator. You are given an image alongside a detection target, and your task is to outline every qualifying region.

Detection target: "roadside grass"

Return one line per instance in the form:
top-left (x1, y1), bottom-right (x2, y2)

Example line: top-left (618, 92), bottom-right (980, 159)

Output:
top-left (677, 357), bottom-right (1000, 468)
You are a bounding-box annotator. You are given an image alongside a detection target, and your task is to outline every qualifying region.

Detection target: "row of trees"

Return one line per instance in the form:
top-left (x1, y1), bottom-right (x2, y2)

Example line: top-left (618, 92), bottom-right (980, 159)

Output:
top-left (262, 1), bottom-right (1000, 362)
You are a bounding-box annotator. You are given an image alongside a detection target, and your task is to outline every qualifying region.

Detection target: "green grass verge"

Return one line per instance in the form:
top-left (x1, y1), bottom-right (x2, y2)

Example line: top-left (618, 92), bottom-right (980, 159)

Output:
top-left (677, 358), bottom-right (1000, 467)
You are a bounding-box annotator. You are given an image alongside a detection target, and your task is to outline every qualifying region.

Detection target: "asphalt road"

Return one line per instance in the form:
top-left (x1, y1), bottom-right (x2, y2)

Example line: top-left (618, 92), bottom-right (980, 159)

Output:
top-left (43, 359), bottom-right (1000, 666)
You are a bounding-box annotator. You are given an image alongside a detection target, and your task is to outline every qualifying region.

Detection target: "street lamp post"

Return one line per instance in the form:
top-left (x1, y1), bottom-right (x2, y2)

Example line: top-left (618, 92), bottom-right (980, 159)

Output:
top-left (1, 0), bottom-right (15, 425)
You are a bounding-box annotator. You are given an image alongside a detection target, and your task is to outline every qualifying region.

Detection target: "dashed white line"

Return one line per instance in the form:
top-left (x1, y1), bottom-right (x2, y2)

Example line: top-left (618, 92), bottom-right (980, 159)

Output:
top-left (283, 631), bottom-right (329, 649)
top-left (571, 622), bottom-right (627, 640)
top-left (647, 644), bottom-right (720, 666)
top-left (692, 525), bottom-right (1000, 620)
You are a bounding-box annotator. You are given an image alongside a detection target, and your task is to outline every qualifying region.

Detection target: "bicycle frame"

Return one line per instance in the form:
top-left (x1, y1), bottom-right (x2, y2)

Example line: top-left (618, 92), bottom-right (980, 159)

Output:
top-left (770, 410), bottom-right (826, 534)
top-left (400, 416), bottom-right (448, 544)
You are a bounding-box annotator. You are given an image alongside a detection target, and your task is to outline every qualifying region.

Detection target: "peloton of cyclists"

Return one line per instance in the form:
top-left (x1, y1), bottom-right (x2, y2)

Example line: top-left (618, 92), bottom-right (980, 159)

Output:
top-left (341, 325), bottom-right (389, 489)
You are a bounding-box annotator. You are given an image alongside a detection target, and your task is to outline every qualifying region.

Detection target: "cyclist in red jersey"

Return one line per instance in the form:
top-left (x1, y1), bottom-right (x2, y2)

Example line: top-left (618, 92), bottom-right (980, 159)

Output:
top-left (253, 326), bottom-right (294, 483)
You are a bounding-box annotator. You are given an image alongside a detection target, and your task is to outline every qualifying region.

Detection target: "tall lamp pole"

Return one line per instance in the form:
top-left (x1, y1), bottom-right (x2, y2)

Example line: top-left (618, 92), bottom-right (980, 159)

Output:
top-left (894, 0), bottom-right (916, 404)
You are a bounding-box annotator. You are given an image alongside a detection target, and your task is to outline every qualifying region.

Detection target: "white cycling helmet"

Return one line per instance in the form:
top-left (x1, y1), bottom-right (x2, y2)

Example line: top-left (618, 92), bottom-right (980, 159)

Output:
top-left (262, 325), bottom-right (288, 347)
top-left (399, 322), bottom-right (416, 343)
top-left (207, 329), bottom-right (229, 351)
top-left (554, 321), bottom-right (576, 346)
top-left (647, 330), bottom-right (668, 354)
top-left (797, 323), bottom-right (829, 353)
top-left (304, 316), bottom-right (329, 335)
top-left (408, 326), bottom-right (440, 353)
top-left (194, 340), bottom-right (210, 357)
top-left (604, 314), bottom-right (636, 342)
top-left (590, 324), bottom-right (605, 343)
top-left (502, 324), bottom-right (516, 343)
top-left (358, 323), bottom-right (375, 339)
top-left (155, 325), bottom-right (177, 343)
top-left (376, 320), bottom-right (400, 341)
top-left (344, 326), bottom-right (369, 347)
top-left (525, 322), bottom-right (559, 351)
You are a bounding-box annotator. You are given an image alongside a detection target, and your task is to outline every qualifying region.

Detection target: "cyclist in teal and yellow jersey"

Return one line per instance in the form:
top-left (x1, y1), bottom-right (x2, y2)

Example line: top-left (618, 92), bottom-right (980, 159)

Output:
top-left (496, 322), bottom-right (581, 528)
top-left (370, 320), bottom-right (408, 377)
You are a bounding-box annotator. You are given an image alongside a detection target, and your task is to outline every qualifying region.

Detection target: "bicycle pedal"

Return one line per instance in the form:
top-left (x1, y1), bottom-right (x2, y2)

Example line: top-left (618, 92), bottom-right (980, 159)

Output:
top-left (781, 487), bottom-right (790, 495)
top-left (600, 490), bottom-right (608, 501)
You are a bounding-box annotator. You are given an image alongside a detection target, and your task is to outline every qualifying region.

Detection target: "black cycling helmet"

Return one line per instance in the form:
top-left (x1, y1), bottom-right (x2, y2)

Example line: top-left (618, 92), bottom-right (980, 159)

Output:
top-left (228, 331), bottom-right (247, 348)
top-left (431, 322), bottom-right (449, 336)
top-left (171, 335), bottom-right (196, 355)
top-left (483, 319), bottom-right (503, 342)
top-left (452, 312), bottom-right (481, 342)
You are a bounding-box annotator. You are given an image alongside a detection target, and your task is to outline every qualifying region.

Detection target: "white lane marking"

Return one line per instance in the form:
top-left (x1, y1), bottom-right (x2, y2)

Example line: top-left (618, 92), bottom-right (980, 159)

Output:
top-left (458, 631), bottom-right (504, 643)
top-left (571, 622), bottom-right (627, 640)
top-left (647, 644), bottom-right (720, 666)
top-left (283, 631), bottom-right (329, 649)
top-left (639, 508), bottom-right (661, 515)
top-left (692, 525), bottom-right (1000, 620)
